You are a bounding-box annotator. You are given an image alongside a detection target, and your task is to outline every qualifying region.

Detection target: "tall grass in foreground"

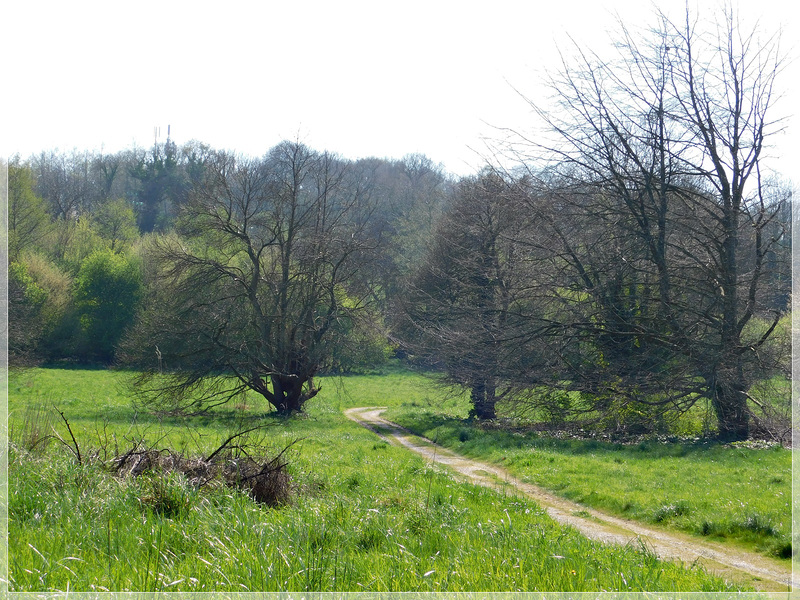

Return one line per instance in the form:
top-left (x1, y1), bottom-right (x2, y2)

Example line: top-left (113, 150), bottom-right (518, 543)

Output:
top-left (11, 441), bottom-right (736, 592)
top-left (9, 368), bottom-right (739, 592)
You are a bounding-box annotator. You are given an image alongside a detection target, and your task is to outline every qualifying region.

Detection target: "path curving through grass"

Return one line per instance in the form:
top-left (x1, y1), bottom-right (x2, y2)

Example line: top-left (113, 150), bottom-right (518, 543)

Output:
top-left (345, 406), bottom-right (795, 592)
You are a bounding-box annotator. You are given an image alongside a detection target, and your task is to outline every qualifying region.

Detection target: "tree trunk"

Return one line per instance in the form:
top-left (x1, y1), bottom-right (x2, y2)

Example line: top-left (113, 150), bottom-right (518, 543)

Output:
top-left (470, 379), bottom-right (496, 420)
top-left (267, 373), bottom-right (321, 414)
top-left (270, 374), bottom-right (306, 414)
top-left (708, 365), bottom-right (749, 441)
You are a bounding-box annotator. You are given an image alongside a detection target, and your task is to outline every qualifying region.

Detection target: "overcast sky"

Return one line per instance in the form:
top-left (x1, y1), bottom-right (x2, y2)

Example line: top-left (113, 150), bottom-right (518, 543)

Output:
top-left (3, 0), bottom-right (798, 180)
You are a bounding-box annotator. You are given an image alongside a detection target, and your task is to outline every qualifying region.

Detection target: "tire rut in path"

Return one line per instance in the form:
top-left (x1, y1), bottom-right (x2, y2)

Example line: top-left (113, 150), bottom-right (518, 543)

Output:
top-left (344, 406), bottom-right (795, 592)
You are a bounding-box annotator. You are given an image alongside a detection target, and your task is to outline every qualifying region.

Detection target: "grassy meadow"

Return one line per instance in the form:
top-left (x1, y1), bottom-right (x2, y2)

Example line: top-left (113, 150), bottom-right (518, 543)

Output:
top-left (7, 366), bottom-right (790, 592)
top-left (383, 379), bottom-right (792, 561)
top-left (390, 409), bottom-right (791, 560)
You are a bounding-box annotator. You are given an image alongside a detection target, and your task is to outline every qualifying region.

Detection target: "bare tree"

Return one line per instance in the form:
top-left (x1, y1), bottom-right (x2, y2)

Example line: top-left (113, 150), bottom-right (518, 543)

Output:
top-left (511, 6), bottom-right (789, 440)
top-left (91, 151), bottom-right (123, 202)
top-left (350, 154), bottom-right (450, 313)
top-left (121, 141), bottom-right (378, 415)
top-left (399, 170), bottom-right (546, 419)
top-left (32, 149), bottom-right (92, 220)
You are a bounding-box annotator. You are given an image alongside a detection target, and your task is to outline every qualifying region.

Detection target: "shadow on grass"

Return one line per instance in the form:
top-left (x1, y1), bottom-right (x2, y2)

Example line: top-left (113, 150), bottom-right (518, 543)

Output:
top-left (70, 406), bottom-right (285, 430)
top-left (396, 410), bottom-right (740, 461)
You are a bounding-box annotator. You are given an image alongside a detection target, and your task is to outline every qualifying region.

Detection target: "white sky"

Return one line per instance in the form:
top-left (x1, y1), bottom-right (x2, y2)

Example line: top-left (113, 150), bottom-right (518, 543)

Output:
top-left (3, 0), bottom-right (798, 180)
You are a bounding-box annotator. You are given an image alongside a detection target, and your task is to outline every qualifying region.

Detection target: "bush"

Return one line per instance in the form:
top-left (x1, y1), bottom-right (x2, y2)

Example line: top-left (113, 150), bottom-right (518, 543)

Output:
top-left (8, 261), bottom-right (48, 360)
top-left (74, 250), bottom-right (142, 363)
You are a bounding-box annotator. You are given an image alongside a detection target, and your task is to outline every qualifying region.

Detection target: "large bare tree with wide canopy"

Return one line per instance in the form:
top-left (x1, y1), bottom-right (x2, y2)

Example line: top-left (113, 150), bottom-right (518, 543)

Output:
top-left (122, 141), bottom-right (378, 415)
top-left (510, 6), bottom-right (790, 440)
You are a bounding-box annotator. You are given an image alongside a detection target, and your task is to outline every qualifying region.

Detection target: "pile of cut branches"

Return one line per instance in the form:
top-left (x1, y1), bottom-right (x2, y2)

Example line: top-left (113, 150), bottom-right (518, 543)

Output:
top-left (114, 427), bottom-right (299, 507)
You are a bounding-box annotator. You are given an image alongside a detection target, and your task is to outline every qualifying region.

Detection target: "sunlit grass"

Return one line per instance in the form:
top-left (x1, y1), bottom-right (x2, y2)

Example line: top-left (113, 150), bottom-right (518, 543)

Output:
top-left (12, 441), bottom-right (736, 592)
top-left (388, 406), bottom-right (792, 559)
top-left (8, 366), bottom-right (743, 592)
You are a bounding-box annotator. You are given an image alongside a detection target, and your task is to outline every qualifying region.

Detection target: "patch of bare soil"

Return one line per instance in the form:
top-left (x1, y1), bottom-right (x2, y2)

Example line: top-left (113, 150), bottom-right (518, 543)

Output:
top-left (345, 406), bottom-right (795, 592)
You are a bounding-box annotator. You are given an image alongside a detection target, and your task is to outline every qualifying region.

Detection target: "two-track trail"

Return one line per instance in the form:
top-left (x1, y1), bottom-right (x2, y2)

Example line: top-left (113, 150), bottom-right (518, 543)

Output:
top-left (344, 406), bottom-right (795, 592)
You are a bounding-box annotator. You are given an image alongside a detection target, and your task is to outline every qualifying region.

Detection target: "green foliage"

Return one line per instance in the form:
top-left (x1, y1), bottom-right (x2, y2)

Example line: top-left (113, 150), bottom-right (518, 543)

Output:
top-left (8, 160), bottom-right (51, 262)
top-left (73, 250), bottom-right (143, 363)
top-left (23, 253), bottom-right (74, 328)
top-left (10, 261), bottom-right (47, 306)
top-left (55, 219), bottom-right (106, 275)
top-left (92, 198), bottom-right (139, 252)
top-left (390, 408), bottom-right (791, 559)
top-left (325, 295), bottom-right (391, 373)
top-left (594, 397), bottom-right (673, 436)
top-left (8, 259), bottom-right (63, 361)
top-left (9, 254), bottom-right (79, 363)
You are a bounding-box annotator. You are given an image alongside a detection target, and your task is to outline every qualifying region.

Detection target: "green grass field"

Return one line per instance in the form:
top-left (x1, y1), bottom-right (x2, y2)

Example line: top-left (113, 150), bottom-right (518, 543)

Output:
top-left (383, 385), bottom-right (792, 560)
top-left (7, 366), bottom-right (788, 591)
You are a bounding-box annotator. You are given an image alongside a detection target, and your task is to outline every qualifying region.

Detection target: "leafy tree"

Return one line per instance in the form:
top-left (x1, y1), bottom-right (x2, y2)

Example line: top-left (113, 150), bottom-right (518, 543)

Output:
top-left (53, 217), bottom-right (105, 274)
top-left (8, 261), bottom-right (49, 362)
top-left (93, 198), bottom-right (139, 252)
top-left (120, 142), bottom-right (379, 415)
top-left (74, 250), bottom-right (142, 363)
top-left (8, 158), bottom-right (50, 262)
top-left (129, 137), bottom-right (185, 233)
top-left (7, 251), bottom-right (75, 364)
top-left (22, 254), bottom-right (78, 362)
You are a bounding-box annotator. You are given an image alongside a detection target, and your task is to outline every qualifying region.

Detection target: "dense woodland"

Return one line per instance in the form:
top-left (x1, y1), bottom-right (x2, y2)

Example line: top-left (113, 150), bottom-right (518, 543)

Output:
top-left (8, 143), bottom-right (447, 387)
top-left (8, 8), bottom-right (792, 442)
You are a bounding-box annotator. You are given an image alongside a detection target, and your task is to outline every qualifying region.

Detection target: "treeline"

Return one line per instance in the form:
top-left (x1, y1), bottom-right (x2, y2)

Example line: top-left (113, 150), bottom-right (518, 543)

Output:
top-left (396, 7), bottom-right (793, 443)
top-left (399, 169), bottom-right (791, 440)
top-left (7, 6), bottom-right (793, 441)
top-left (8, 133), bottom-right (791, 439)
top-left (7, 141), bottom-right (449, 370)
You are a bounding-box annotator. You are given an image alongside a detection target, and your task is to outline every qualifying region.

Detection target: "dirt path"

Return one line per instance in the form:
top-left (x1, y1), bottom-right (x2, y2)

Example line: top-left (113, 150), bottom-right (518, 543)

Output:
top-left (344, 406), bottom-right (795, 592)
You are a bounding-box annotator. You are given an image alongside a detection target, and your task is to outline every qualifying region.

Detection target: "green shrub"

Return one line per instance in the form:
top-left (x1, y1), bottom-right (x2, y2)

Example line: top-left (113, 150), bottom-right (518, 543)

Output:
top-left (73, 250), bottom-right (142, 362)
